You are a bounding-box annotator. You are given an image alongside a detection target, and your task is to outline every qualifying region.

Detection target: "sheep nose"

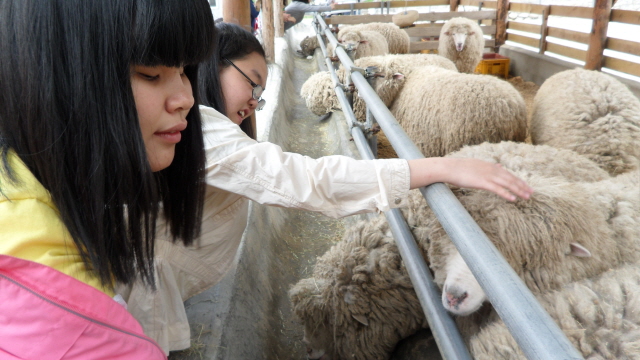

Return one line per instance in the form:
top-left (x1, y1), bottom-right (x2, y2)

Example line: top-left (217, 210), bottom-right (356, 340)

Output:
top-left (445, 287), bottom-right (468, 310)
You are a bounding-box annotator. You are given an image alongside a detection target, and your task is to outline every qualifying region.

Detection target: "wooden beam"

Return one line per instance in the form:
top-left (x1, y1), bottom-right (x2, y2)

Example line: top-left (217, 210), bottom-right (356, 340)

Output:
top-left (611, 9), bottom-right (640, 25)
top-left (404, 24), bottom-right (495, 37)
top-left (549, 5), bottom-right (593, 19)
top-left (262, 0), bottom-right (274, 62)
top-left (495, 0), bottom-right (509, 48)
top-left (546, 42), bottom-right (587, 62)
top-left (450, 0), bottom-right (460, 12)
top-left (333, 0), bottom-right (449, 11)
top-left (603, 56), bottom-right (640, 77)
top-left (507, 21), bottom-right (540, 34)
top-left (509, 2), bottom-right (545, 15)
top-left (274, 0), bottom-right (284, 37)
top-left (223, 0), bottom-right (251, 31)
top-left (585, 0), bottom-right (611, 70)
top-left (548, 27), bottom-right (589, 44)
top-left (327, 10), bottom-right (497, 25)
top-left (506, 32), bottom-right (539, 48)
top-left (607, 37), bottom-right (640, 57)
top-left (539, 6), bottom-right (550, 54)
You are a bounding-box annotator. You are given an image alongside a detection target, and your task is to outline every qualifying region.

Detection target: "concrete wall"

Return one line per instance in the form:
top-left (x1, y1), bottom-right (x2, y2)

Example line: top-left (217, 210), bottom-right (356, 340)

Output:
top-left (500, 44), bottom-right (640, 100)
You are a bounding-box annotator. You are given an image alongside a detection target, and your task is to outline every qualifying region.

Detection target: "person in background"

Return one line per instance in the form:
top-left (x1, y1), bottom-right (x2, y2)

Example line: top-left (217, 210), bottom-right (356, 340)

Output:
top-left (118, 22), bottom-right (534, 355)
top-left (250, 0), bottom-right (260, 33)
top-left (0, 0), bottom-right (215, 358)
top-left (284, 0), bottom-right (336, 30)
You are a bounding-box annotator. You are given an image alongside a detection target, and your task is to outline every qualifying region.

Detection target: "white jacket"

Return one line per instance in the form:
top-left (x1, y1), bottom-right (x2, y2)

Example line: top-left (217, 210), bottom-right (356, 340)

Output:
top-left (117, 106), bottom-right (411, 354)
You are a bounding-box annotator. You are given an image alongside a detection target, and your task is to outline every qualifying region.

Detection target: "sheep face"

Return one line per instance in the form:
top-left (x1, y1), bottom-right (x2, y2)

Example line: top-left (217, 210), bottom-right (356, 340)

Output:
top-left (445, 29), bottom-right (474, 52)
top-left (441, 252), bottom-right (486, 315)
top-left (340, 31), bottom-right (363, 52)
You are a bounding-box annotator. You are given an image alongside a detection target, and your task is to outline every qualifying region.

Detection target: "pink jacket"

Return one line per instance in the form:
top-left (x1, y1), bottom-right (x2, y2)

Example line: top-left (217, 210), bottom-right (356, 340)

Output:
top-left (0, 255), bottom-right (166, 360)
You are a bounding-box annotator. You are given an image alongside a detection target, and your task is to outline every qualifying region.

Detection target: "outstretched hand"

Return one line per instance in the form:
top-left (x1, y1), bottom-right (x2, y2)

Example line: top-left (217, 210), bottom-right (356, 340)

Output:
top-left (408, 157), bottom-right (534, 202)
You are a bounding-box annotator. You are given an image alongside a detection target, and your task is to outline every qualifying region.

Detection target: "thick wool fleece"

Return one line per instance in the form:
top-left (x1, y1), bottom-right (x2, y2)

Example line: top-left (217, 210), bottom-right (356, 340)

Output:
top-left (390, 67), bottom-right (527, 157)
top-left (289, 196), bottom-right (431, 360)
top-left (437, 17), bottom-right (485, 73)
top-left (531, 68), bottom-right (640, 176)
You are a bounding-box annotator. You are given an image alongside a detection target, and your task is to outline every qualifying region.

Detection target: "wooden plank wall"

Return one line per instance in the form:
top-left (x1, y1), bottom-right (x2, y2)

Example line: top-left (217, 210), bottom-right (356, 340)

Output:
top-left (322, 0), bottom-right (640, 80)
top-left (486, 0), bottom-right (640, 77)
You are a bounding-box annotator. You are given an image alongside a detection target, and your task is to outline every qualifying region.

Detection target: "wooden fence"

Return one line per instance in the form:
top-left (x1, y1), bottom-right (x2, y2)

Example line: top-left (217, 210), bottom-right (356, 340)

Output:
top-left (324, 0), bottom-right (640, 79)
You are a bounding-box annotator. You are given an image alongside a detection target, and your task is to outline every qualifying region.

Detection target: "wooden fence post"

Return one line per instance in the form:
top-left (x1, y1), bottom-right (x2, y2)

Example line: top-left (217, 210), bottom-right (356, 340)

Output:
top-left (223, 0), bottom-right (251, 32)
top-left (585, 0), bottom-right (612, 70)
top-left (450, 0), bottom-right (459, 12)
top-left (275, 0), bottom-right (284, 37)
top-left (495, 0), bottom-right (509, 51)
top-left (262, 0), bottom-right (275, 62)
top-left (539, 5), bottom-right (550, 54)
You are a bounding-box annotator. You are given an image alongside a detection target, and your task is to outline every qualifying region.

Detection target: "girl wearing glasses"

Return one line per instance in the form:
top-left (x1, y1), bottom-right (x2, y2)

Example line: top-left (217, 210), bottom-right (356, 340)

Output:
top-left (118, 22), bottom-right (533, 355)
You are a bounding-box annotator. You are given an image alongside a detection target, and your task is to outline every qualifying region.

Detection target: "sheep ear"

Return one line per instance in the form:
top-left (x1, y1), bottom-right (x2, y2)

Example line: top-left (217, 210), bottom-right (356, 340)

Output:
top-left (359, 40), bottom-right (369, 44)
top-left (392, 73), bottom-right (404, 80)
top-left (444, 31), bottom-right (451, 35)
top-left (352, 314), bottom-right (369, 326)
top-left (569, 243), bottom-right (592, 258)
top-left (469, 31), bottom-right (475, 35)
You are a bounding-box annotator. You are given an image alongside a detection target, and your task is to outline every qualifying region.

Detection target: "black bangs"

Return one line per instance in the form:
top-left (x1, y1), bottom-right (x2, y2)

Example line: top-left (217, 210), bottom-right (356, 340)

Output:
top-left (132, 0), bottom-right (215, 67)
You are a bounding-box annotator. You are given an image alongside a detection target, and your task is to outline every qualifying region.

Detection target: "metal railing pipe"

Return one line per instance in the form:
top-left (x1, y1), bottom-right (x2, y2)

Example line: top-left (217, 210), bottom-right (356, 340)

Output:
top-left (315, 13), bottom-right (583, 360)
top-left (315, 14), bottom-right (472, 360)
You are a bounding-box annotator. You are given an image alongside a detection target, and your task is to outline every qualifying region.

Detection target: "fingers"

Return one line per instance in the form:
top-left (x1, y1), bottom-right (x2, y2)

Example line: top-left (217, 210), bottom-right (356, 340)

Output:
top-left (490, 163), bottom-right (534, 202)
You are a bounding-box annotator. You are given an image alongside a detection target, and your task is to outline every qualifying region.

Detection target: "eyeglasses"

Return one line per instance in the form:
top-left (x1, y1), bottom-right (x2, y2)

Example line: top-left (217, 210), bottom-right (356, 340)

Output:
top-left (223, 57), bottom-right (266, 111)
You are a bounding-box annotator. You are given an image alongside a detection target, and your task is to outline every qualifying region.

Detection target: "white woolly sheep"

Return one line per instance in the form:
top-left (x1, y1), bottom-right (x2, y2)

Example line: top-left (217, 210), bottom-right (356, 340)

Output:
top-left (300, 71), bottom-right (340, 116)
top-left (428, 146), bottom-right (636, 317)
top-left (425, 147), bottom-right (639, 357)
top-left (300, 53), bottom-right (456, 119)
top-left (299, 35), bottom-right (321, 57)
top-left (289, 141), bottom-right (621, 360)
top-left (289, 212), bottom-right (429, 360)
top-left (338, 22), bottom-right (410, 54)
top-left (531, 68), bottom-right (640, 176)
top-left (438, 17), bottom-right (485, 73)
top-left (328, 29), bottom-right (389, 60)
top-left (390, 66), bottom-right (528, 157)
top-left (468, 262), bottom-right (640, 360)
top-left (336, 54), bottom-right (458, 122)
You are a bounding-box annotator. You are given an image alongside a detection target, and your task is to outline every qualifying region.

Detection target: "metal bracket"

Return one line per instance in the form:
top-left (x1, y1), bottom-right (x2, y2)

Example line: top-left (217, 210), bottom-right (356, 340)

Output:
top-left (349, 66), bottom-right (366, 76)
top-left (364, 66), bottom-right (379, 79)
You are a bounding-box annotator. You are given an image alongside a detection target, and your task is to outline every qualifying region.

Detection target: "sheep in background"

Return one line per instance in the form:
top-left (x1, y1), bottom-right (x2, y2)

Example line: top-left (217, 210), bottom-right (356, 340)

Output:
top-left (299, 35), bottom-right (321, 57)
top-left (289, 213), bottom-right (428, 360)
top-left (300, 71), bottom-right (340, 116)
top-left (328, 30), bottom-right (389, 61)
top-left (438, 17), bottom-right (485, 73)
top-left (390, 66), bottom-right (527, 157)
top-left (531, 68), bottom-right (640, 176)
top-left (300, 53), bottom-right (456, 119)
top-left (336, 54), bottom-right (457, 121)
top-left (338, 22), bottom-right (410, 54)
